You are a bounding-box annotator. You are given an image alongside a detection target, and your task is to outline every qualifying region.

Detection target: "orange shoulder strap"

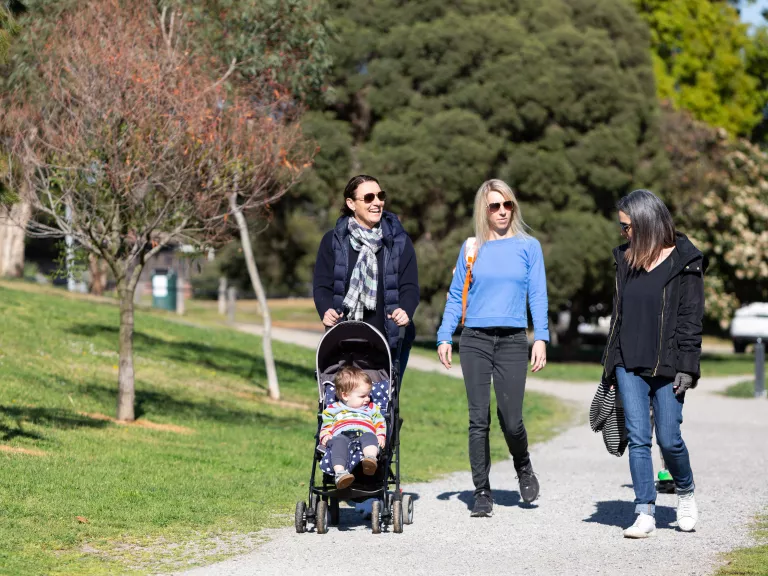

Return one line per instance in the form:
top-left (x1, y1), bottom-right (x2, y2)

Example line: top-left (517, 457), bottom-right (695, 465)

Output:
top-left (460, 238), bottom-right (477, 325)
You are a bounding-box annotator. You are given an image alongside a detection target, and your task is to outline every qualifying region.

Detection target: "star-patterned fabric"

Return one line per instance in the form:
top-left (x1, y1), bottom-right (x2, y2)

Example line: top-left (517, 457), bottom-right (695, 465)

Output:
top-left (319, 379), bottom-right (390, 476)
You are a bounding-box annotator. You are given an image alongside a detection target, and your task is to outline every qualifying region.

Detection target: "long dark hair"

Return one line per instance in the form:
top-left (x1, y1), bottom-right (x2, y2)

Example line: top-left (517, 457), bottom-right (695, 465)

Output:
top-left (617, 189), bottom-right (676, 271)
top-left (341, 174), bottom-right (380, 217)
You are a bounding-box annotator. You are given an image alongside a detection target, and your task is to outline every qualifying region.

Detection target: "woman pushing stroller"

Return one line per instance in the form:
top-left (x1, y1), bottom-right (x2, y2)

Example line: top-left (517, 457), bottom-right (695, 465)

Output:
top-left (313, 174), bottom-right (419, 377)
top-left (298, 174), bottom-right (418, 534)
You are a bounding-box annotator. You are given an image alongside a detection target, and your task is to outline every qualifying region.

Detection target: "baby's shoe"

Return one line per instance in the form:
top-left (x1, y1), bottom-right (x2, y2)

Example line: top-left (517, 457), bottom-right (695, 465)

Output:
top-left (335, 470), bottom-right (355, 489)
top-left (361, 456), bottom-right (378, 476)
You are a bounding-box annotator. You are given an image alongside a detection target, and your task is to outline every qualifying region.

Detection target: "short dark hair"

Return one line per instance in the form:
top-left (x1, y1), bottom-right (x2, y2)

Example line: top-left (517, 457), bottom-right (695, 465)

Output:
top-left (341, 175), bottom-right (380, 217)
top-left (617, 189), bottom-right (676, 271)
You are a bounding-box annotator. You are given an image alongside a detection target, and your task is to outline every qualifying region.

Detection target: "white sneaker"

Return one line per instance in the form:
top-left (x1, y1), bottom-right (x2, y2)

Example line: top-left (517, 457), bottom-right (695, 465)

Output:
top-left (677, 492), bottom-right (698, 532)
top-left (623, 513), bottom-right (656, 538)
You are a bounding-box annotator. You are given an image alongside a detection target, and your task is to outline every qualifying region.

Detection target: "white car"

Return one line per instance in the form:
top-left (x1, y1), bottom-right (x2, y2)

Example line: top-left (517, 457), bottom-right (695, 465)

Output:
top-left (730, 302), bottom-right (768, 353)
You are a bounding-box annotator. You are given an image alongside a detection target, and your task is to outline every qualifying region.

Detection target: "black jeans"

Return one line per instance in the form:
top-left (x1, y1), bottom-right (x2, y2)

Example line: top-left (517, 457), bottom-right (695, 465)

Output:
top-left (460, 327), bottom-right (530, 496)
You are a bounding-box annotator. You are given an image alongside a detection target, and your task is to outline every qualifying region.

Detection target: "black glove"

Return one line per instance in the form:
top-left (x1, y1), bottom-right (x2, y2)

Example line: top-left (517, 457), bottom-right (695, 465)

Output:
top-left (673, 372), bottom-right (694, 396)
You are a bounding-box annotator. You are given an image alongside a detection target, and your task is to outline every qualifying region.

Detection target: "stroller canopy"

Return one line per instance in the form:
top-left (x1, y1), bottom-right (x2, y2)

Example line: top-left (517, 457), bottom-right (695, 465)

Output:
top-left (315, 321), bottom-right (392, 401)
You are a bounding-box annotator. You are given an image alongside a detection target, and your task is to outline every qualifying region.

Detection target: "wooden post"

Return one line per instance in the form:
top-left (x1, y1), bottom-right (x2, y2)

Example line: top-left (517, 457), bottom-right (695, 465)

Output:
top-left (218, 277), bottom-right (227, 316)
top-left (755, 338), bottom-right (766, 399)
top-left (227, 286), bottom-right (236, 325)
top-left (176, 277), bottom-right (185, 316)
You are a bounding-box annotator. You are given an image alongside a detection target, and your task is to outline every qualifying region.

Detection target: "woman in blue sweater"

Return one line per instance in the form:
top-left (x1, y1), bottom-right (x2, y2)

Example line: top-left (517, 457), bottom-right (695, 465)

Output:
top-left (437, 179), bottom-right (549, 518)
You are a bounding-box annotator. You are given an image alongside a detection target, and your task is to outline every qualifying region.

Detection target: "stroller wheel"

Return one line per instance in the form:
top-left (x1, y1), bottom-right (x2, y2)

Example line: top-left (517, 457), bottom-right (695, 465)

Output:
top-left (309, 492), bottom-right (318, 513)
top-left (392, 500), bottom-right (403, 533)
top-left (316, 500), bottom-right (329, 534)
top-left (330, 498), bottom-right (340, 525)
top-left (295, 501), bottom-right (307, 534)
top-left (371, 500), bottom-right (382, 534)
top-left (402, 494), bottom-right (414, 525)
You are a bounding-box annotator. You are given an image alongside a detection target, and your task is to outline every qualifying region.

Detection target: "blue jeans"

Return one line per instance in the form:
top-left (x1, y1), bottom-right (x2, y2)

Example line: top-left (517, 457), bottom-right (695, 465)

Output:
top-left (615, 367), bottom-right (694, 516)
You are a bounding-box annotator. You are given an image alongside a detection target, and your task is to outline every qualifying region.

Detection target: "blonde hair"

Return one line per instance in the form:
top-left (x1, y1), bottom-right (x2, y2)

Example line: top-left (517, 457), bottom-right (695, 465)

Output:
top-left (334, 366), bottom-right (372, 397)
top-left (473, 179), bottom-right (530, 251)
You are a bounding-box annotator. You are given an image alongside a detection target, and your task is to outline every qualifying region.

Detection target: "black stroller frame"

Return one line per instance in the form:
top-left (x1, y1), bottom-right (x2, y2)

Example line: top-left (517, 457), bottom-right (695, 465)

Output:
top-left (294, 319), bottom-right (413, 534)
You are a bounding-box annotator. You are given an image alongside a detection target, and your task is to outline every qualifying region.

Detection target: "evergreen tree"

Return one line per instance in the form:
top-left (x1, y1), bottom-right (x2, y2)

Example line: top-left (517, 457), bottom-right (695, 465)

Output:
top-left (253, 0), bottom-right (667, 338)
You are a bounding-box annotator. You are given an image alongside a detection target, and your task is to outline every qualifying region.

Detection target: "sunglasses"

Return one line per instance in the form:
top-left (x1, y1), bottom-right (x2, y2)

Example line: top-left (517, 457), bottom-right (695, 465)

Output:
top-left (619, 222), bottom-right (632, 233)
top-left (356, 191), bottom-right (387, 203)
top-left (487, 201), bottom-right (514, 214)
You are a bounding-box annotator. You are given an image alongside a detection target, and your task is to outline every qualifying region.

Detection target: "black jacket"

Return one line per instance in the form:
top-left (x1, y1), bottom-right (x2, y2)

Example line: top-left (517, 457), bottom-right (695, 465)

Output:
top-left (601, 232), bottom-right (707, 383)
top-left (312, 212), bottom-right (420, 348)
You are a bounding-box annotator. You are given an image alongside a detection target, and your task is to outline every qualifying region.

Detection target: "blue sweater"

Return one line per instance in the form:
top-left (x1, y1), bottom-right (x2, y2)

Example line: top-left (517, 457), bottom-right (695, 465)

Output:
top-left (437, 236), bottom-right (550, 343)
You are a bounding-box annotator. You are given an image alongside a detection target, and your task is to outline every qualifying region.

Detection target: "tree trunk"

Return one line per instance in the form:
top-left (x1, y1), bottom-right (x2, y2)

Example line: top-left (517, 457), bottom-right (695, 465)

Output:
top-left (89, 253), bottom-right (108, 296)
top-left (0, 200), bottom-right (31, 278)
top-left (230, 192), bottom-right (280, 400)
top-left (116, 281), bottom-right (137, 421)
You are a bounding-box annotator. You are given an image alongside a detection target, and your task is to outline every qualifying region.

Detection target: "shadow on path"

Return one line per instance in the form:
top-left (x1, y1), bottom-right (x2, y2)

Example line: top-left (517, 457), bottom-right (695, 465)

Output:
top-left (437, 489), bottom-right (537, 510)
top-left (584, 500), bottom-right (676, 529)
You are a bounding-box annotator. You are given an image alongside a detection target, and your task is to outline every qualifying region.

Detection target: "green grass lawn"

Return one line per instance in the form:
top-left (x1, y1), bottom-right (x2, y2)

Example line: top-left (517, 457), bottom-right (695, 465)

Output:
top-left (0, 282), bottom-right (570, 575)
top-left (717, 514), bottom-right (768, 575)
top-left (411, 341), bottom-right (755, 382)
top-left (722, 380), bottom-right (761, 398)
top-left (163, 296), bottom-right (322, 331)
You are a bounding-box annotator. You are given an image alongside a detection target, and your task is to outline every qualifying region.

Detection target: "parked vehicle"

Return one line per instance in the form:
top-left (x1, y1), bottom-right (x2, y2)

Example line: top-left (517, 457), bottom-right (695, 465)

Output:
top-left (730, 303), bottom-right (768, 353)
top-left (577, 315), bottom-right (611, 345)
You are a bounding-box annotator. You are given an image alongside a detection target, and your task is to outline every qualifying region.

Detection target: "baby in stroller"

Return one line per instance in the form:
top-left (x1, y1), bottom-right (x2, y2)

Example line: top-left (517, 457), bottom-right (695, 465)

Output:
top-left (320, 366), bottom-right (387, 489)
top-left (295, 320), bottom-right (411, 534)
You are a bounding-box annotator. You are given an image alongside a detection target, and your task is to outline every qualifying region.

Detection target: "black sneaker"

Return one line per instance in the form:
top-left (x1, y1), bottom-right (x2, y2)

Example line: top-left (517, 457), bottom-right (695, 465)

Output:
top-left (470, 491), bottom-right (493, 517)
top-left (516, 462), bottom-right (540, 503)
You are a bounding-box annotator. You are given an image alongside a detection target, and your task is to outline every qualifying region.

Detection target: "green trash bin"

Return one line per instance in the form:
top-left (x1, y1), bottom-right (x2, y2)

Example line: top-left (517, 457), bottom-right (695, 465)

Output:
top-left (151, 269), bottom-right (177, 311)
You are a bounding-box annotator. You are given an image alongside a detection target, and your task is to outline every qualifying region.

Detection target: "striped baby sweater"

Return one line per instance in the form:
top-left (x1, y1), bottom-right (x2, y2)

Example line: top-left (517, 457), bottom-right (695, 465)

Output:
top-left (320, 401), bottom-right (386, 443)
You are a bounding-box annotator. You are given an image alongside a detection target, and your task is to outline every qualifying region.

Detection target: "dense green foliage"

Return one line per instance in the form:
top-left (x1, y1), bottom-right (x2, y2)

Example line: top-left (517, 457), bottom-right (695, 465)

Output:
top-left (659, 105), bottom-right (768, 328)
top-left (169, 0), bottom-right (334, 104)
top-left (0, 6), bottom-right (18, 64)
top-left (632, 0), bottom-right (766, 137)
top-left (236, 0), bottom-right (667, 338)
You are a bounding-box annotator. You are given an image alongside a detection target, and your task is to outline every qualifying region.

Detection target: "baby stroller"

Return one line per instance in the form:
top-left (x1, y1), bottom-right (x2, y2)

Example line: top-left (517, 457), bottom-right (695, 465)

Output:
top-left (294, 319), bottom-right (413, 534)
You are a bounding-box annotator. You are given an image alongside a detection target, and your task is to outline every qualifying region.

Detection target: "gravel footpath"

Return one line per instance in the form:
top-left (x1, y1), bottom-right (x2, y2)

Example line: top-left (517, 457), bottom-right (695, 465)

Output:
top-left (173, 326), bottom-right (768, 576)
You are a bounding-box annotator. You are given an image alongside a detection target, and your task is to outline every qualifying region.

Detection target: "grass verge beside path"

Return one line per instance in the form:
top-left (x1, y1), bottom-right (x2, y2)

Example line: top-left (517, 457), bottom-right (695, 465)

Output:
top-left (722, 380), bottom-right (762, 398)
top-left (717, 514), bottom-right (768, 575)
top-left (157, 296), bottom-right (323, 332)
top-left (0, 282), bottom-right (570, 575)
top-left (411, 342), bottom-right (755, 382)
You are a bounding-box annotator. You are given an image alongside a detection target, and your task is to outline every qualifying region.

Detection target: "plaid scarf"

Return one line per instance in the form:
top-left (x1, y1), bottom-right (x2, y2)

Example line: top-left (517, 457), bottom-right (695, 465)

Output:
top-left (343, 219), bottom-right (383, 320)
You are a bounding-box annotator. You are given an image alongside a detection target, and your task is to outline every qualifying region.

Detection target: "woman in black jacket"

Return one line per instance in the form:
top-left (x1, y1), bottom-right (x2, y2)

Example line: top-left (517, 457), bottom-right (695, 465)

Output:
top-left (313, 175), bottom-right (419, 375)
top-left (601, 189), bottom-right (705, 539)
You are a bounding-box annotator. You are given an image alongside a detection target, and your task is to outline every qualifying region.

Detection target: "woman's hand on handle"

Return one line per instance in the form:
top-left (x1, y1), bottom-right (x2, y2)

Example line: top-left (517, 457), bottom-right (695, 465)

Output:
top-left (437, 342), bottom-right (452, 370)
top-left (322, 308), bottom-right (342, 327)
top-left (530, 340), bottom-right (547, 373)
top-left (389, 308), bottom-right (410, 326)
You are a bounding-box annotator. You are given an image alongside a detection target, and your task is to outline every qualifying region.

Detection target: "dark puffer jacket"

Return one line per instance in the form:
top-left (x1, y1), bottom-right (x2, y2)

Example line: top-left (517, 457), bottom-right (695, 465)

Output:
top-left (313, 212), bottom-right (419, 349)
top-left (601, 232), bottom-right (707, 383)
